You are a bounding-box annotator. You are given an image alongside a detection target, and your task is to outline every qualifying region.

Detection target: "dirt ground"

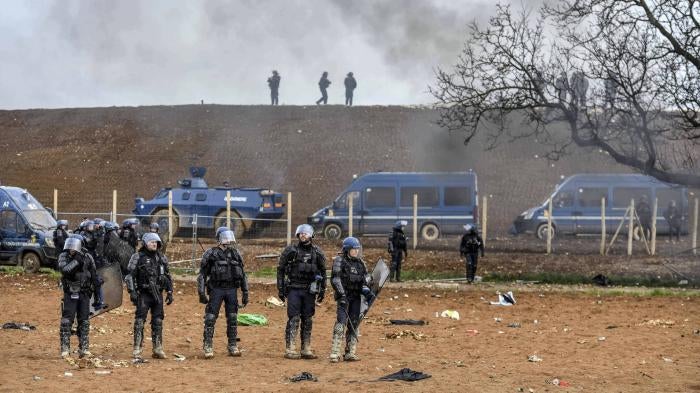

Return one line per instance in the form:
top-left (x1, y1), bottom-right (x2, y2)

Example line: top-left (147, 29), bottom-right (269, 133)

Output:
top-left (1, 273), bottom-right (699, 392)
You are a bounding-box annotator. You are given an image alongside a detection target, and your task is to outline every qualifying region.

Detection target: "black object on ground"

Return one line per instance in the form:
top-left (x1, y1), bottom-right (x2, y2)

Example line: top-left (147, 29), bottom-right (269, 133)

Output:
top-left (389, 319), bottom-right (426, 326)
top-left (2, 322), bottom-right (36, 331)
top-left (378, 368), bottom-right (431, 382)
top-left (290, 372), bottom-right (318, 382)
top-left (592, 274), bottom-right (610, 286)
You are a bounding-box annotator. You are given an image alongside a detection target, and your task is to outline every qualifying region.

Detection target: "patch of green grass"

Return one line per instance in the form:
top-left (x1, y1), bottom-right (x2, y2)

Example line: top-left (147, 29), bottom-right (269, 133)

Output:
top-left (0, 266), bottom-right (24, 275)
top-left (483, 272), bottom-right (695, 288)
top-left (250, 266), bottom-right (277, 278)
top-left (38, 267), bottom-right (61, 279)
top-left (400, 270), bottom-right (463, 281)
top-left (170, 267), bottom-right (196, 276)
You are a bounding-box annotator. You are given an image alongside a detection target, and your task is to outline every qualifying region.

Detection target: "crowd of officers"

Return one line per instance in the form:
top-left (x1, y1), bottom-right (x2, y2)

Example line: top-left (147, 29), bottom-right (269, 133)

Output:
top-left (267, 70), bottom-right (358, 106)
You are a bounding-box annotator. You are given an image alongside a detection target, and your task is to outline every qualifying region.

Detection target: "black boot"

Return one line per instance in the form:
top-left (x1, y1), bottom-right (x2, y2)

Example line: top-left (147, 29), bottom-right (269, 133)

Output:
top-left (77, 320), bottom-right (91, 358)
top-left (203, 313), bottom-right (216, 359)
top-left (151, 318), bottom-right (166, 359)
top-left (284, 315), bottom-right (301, 359)
top-left (60, 318), bottom-right (71, 358)
top-left (226, 313), bottom-right (241, 357)
top-left (300, 316), bottom-right (317, 359)
top-left (396, 262), bottom-right (402, 282)
top-left (133, 318), bottom-right (145, 358)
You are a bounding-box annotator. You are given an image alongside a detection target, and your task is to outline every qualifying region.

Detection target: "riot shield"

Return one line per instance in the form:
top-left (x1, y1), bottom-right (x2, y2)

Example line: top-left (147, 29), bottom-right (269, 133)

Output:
top-left (104, 231), bottom-right (135, 275)
top-left (89, 262), bottom-right (123, 318)
top-left (360, 258), bottom-right (390, 319)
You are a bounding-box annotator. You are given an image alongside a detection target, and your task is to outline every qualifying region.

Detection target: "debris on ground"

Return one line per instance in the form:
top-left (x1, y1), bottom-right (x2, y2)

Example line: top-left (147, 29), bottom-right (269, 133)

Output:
top-left (364, 317), bottom-right (390, 325)
top-left (2, 322), bottom-right (36, 331)
top-left (592, 274), bottom-right (610, 286)
top-left (597, 336), bottom-right (606, 341)
top-left (94, 370), bottom-right (111, 375)
top-left (132, 358), bottom-right (148, 364)
top-left (289, 371), bottom-right (317, 382)
top-left (65, 356), bottom-right (130, 369)
top-left (440, 310), bottom-right (460, 320)
top-left (547, 378), bottom-right (570, 387)
top-left (255, 253), bottom-right (280, 259)
top-left (527, 354), bottom-right (543, 362)
top-left (490, 291), bottom-right (516, 306)
top-left (265, 296), bottom-right (284, 307)
top-left (638, 319), bottom-right (675, 327)
top-left (377, 368), bottom-right (431, 382)
top-left (173, 353), bottom-right (186, 361)
top-left (389, 319), bottom-right (426, 326)
top-left (507, 322), bottom-right (521, 328)
top-left (237, 313), bottom-right (268, 326)
top-left (465, 329), bottom-right (479, 336)
top-left (386, 330), bottom-right (427, 341)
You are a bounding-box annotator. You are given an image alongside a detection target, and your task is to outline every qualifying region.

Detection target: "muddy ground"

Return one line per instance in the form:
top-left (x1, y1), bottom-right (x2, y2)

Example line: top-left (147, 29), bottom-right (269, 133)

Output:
top-left (1, 273), bottom-right (699, 392)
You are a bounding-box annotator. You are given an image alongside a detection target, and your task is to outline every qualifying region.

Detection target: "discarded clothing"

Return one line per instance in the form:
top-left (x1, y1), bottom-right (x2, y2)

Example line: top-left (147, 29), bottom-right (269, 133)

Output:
top-left (237, 313), bottom-right (268, 326)
top-left (489, 291), bottom-right (516, 306)
top-left (290, 372), bottom-right (318, 382)
top-left (389, 319), bottom-right (425, 326)
top-left (378, 368), bottom-right (431, 382)
top-left (592, 274), bottom-right (610, 286)
top-left (2, 322), bottom-right (36, 331)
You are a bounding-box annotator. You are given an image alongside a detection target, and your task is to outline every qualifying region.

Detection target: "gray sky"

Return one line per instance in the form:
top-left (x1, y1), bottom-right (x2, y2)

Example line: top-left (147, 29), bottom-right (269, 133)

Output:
top-left (0, 0), bottom-right (527, 109)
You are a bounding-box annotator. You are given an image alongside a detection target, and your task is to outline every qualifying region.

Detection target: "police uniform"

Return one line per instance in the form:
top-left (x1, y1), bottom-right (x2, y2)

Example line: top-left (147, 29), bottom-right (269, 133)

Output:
top-left (388, 225), bottom-right (407, 282)
top-left (459, 226), bottom-right (484, 283)
top-left (198, 243), bottom-right (249, 358)
top-left (125, 236), bottom-right (173, 359)
top-left (277, 239), bottom-right (326, 359)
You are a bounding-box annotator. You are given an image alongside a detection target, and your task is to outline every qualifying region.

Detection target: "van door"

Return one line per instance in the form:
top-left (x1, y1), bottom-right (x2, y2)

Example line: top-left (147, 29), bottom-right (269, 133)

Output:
top-left (361, 185), bottom-right (397, 235)
top-left (550, 188), bottom-right (576, 234)
top-left (0, 209), bottom-right (29, 261)
top-left (574, 186), bottom-right (610, 234)
top-left (611, 187), bottom-right (652, 234)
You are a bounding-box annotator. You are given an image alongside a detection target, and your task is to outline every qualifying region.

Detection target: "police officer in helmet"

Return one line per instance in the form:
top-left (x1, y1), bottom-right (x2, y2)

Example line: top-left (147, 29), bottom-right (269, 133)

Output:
top-left (329, 236), bottom-right (371, 363)
top-left (459, 224), bottom-right (484, 283)
top-left (120, 218), bottom-right (140, 249)
top-left (125, 232), bottom-right (174, 359)
top-left (198, 227), bottom-right (249, 358)
top-left (388, 220), bottom-right (408, 282)
top-left (277, 224), bottom-right (326, 359)
top-left (53, 219), bottom-right (69, 251)
top-left (58, 235), bottom-right (102, 358)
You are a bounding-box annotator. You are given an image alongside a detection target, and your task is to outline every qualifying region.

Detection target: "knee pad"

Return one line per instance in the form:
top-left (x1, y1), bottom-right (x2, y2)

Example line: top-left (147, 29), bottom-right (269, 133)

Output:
top-left (60, 318), bottom-right (72, 328)
top-left (152, 318), bottom-right (163, 326)
top-left (205, 313), bottom-right (217, 323)
top-left (226, 313), bottom-right (237, 324)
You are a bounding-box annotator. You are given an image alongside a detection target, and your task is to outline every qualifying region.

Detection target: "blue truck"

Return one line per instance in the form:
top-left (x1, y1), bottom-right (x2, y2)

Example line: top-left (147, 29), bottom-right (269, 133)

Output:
top-left (308, 171), bottom-right (479, 240)
top-left (511, 173), bottom-right (689, 239)
top-left (0, 186), bottom-right (59, 272)
top-left (133, 167), bottom-right (286, 237)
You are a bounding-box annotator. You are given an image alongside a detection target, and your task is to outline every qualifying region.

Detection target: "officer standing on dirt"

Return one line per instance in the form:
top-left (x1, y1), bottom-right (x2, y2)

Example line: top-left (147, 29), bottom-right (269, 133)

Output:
top-left (329, 237), bottom-right (372, 363)
top-left (277, 224), bottom-right (326, 360)
top-left (344, 72), bottom-right (357, 106)
top-left (198, 227), bottom-right (249, 359)
top-left (53, 220), bottom-right (69, 251)
top-left (58, 235), bottom-right (102, 358)
top-left (268, 70), bottom-right (281, 105)
top-left (664, 200), bottom-right (683, 242)
top-left (125, 232), bottom-right (174, 359)
top-left (315, 71), bottom-right (331, 105)
top-left (459, 224), bottom-right (484, 283)
top-left (388, 220), bottom-right (408, 282)
top-left (637, 195), bottom-right (652, 240)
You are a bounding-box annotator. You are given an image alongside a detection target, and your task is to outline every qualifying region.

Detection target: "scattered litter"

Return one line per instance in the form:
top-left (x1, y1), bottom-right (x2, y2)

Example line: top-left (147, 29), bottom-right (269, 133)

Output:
top-left (577, 339), bottom-right (587, 344)
top-left (185, 337), bottom-right (192, 343)
top-left (662, 357), bottom-right (673, 363)
top-left (255, 253), bottom-right (280, 259)
top-left (640, 371), bottom-right (654, 379)
top-left (63, 372), bottom-right (73, 377)
top-left (694, 329), bottom-right (700, 335)
top-left (489, 291), bottom-right (516, 306)
top-left (32, 375), bottom-right (42, 381)
top-left (173, 353), bottom-right (186, 362)
top-left (507, 323), bottom-right (521, 328)
top-left (237, 313), bottom-right (268, 326)
top-left (2, 322), bottom-right (36, 331)
top-left (598, 336), bottom-right (606, 341)
top-left (389, 319), bottom-right (425, 326)
top-left (265, 296), bottom-right (285, 307)
top-left (386, 330), bottom-right (427, 341)
top-left (606, 325), bottom-right (619, 329)
top-left (494, 317), bottom-right (502, 323)
top-left (527, 354), bottom-right (543, 362)
top-left (431, 294), bottom-right (442, 298)
top-left (592, 274), bottom-right (610, 286)
top-left (132, 358), bottom-right (148, 364)
top-left (377, 368), bottom-right (431, 382)
top-left (547, 378), bottom-right (570, 387)
top-left (678, 280), bottom-right (688, 285)
top-left (403, 294), bottom-right (409, 298)
top-left (94, 370), bottom-right (111, 375)
top-left (290, 371), bottom-right (317, 382)
top-left (639, 319), bottom-right (675, 327)
top-left (440, 310), bottom-right (460, 320)
top-left (465, 329), bottom-right (479, 336)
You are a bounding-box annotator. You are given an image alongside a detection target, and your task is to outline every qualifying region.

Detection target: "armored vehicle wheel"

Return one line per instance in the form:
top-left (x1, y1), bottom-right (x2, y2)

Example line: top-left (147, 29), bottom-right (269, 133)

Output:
top-left (420, 223), bottom-right (440, 241)
top-left (153, 209), bottom-right (178, 237)
top-left (21, 252), bottom-right (41, 273)
top-left (323, 223), bottom-right (342, 240)
top-left (214, 210), bottom-right (245, 240)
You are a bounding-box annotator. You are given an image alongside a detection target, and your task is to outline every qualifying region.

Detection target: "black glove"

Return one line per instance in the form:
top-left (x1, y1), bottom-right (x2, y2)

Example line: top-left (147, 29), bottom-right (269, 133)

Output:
top-left (278, 291), bottom-right (286, 302)
top-left (316, 290), bottom-right (325, 304)
top-left (166, 291), bottom-right (174, 305)
top-left (199, 293), bottom-right (208, 305)
top-left (241, 292), bottom-right (249, 308)
top-left (339, 295), bottom-right (348, 306)
top-left (129, 292), bottom-right (138, 307)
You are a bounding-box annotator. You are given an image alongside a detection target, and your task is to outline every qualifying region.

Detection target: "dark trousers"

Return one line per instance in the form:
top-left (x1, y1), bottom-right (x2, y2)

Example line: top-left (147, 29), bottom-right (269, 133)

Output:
top-left (465, 253), bottom-right (478, 282)
top-left (271, 89), bottom-right (279, 105)
top-left (316, 88), bottom-right (328, 105)
top-left (61, 291), bottom-right (91, 325)
top-left (345, 91), bottom-right (353, 106)
top-left (669, 224), bottom-right (681, 241)
top-left (390, 252), bottom-right (403, 281)
top-left (287, 288), bottom-right (316, 319)
top-left (206, 287), bottom-right (239, 318)
top-left (336, 294), bottom-right (362, 339)
top-left (135, 290), bottom-right (164, 323)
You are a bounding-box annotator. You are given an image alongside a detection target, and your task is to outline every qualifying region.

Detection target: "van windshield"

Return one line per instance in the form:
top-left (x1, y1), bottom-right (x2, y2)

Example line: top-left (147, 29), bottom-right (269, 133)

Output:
top-left (5, 188), bottom-right (57, 230)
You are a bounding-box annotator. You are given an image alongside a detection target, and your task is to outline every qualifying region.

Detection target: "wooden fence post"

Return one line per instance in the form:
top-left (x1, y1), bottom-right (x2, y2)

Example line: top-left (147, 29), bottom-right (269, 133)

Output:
top-left (482, 196), bottom-right (488, 248)
top-left (600, 197), bottom-right (606, 255)
top-left (413, 194), bottom-right (418, 250)
top-left (627, 199), bottom-right (634, 256)
top-left (651, 198), bottom-right (658, 255)
top-left (286, 192), bottom-right (292, 246)
top-left (547, 198), bottom-right (553, 254)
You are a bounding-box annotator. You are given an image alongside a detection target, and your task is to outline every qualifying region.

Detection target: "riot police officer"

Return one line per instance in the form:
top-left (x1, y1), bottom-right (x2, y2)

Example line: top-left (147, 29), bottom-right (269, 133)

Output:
top-left (277, 224), bottom-right (326, 359)
top-left (58, 235), bottom-right (102, 358)
top-left (329, 237), bottom-right (371, 363)
top-left (53, 220), bottom-right (69, 251)
top-left (125, 232), bottom-right (174, 359)
top-left (149, 222), bottom-right (160, 233)
top-left (459, 224), bottom-right (484, 283)
top-left (387, 220), bottom-right (408, 282)
top-left (120, 218), bottom-right (140, 249)
top-left (198, 227), bottom-right (249, 358)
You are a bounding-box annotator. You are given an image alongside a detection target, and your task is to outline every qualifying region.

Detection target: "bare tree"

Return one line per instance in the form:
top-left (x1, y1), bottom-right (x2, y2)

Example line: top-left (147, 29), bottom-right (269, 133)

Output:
top-left (431, 1), bottom-right (700, 187)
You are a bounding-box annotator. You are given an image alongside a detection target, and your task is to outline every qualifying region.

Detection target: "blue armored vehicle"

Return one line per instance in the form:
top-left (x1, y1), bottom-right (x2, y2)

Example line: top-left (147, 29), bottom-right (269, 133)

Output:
top-left (133, 167), bottom-right (286, 237)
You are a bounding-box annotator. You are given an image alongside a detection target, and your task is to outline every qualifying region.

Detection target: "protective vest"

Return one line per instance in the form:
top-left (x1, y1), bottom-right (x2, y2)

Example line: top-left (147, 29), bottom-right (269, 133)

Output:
top-left (287, 245), bottom-right (318, 285)
top-left (462, 234), bottom-right (481, 253)
top-left (61, 253), bottom-right (93, 294)
top-left (388, 230), bottom-right (407, 255)
top-left (135, 251), bottom-right (169, 291)
top-left (207, 247), bottom-right (244, 288)
top-left (341, 257), bottom-right (366, 294)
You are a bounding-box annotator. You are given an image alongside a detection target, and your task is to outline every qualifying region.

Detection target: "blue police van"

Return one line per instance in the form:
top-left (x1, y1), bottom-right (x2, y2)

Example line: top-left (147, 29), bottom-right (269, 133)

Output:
top-left (511, 173), bottom-right (689, 239)
top-left (0, 186), bottom-right (58, 272)
top-left (308, 171), bottom-right (479, 240)
top-left (133, 167), bottom-right (285, 237)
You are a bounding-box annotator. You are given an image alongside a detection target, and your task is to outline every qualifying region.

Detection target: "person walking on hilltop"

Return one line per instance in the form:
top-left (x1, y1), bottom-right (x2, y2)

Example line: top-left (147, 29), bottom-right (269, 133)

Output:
top-left (316, 72), bottom-right (331, 105)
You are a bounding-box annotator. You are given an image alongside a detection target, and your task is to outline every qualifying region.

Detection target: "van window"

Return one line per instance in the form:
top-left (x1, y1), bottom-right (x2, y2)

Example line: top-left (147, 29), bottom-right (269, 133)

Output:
top-left (0, 210), bottom-right (27, 236)
top-left (195, 193), bottom-right (207, 202)
top-left (612, 187), bottom-right (652, 208)
top-left (365, 187), bottom-right (395, 208)
top-left (0, 191), bottom-right (11, 209)
top-left (577, 187), bottom-right (608, 207)
top-left (335, 191), bottom-right (360, 210)
top-left (553, 190), bottom-right (574, 208)
top-left (182, 192), bottom-right (191, 201)
top-left (401, 187), bottom-right (439, 207)
top-left (657, 189), bottom-right (685, 212)
top-left (444, 187), bottom-right (472, 206)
